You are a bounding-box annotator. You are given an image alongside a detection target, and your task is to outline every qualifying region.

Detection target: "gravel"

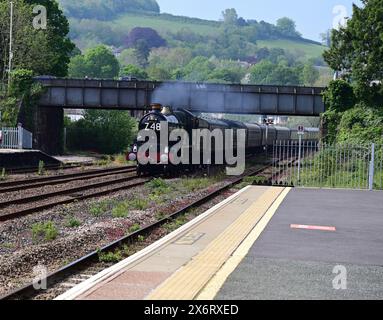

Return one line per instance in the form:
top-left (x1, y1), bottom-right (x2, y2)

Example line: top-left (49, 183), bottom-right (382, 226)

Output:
top-left (0, 164), bottom-right (266, 297)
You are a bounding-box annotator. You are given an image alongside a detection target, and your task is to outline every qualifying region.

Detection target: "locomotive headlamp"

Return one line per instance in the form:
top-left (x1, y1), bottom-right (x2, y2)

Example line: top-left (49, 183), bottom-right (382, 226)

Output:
top-left (128, 153), bottom-right (137, 161)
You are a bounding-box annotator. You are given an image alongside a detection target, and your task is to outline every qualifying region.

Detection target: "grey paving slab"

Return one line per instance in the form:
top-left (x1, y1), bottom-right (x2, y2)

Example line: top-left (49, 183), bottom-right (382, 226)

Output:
top-left (217, 188), bottom-right (383, 300)
top-left (216, 257), bottom-right (383, 300)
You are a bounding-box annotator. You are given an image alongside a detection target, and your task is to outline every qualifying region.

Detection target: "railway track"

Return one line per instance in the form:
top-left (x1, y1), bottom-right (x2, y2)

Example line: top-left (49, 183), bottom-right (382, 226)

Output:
top-left (0, 167), bottom-right (149, 222)
top-left (0, 166), bottom-right (136, 193)
top-left (0, 164), bottom-right (274, 301)
top-left (4, 163), bottom-right (94, 175)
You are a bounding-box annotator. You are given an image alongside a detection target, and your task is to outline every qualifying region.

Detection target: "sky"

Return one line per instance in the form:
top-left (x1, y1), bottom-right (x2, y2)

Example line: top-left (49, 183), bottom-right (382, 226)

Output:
top-left (156, 0), bottom-right (363, 41)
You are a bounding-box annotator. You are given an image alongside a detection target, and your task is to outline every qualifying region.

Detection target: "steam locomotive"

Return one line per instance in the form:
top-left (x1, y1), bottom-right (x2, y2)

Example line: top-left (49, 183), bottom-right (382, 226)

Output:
top-left (127, 104), bottom-right (319, 175)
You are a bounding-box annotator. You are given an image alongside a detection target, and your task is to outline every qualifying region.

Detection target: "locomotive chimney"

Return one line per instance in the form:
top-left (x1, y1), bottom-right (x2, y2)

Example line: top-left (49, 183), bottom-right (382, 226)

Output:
top-left (151, 103), bottom-right (163, 112)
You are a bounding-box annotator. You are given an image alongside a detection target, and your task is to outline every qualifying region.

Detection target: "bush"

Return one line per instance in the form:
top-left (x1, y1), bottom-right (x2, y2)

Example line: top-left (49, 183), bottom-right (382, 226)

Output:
top-left (66, 110), bottom-right (137, 154)
top-left (337, 104), bottom-right (383, 144)
top-left (32, 222), bottom-right (58, 242)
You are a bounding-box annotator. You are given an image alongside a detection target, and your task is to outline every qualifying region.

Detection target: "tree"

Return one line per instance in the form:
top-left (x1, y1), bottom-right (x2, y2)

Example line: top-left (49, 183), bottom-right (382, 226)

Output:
top-left (134, 39), bottom-right (151, 67)
top-left (26, 0), bottom-right (75, 76)
top-left (276, 17), bottom-right (301, 38)
top-left (249, 60), bottom-right (302, 85)
top-left (301, 63), bottom-right (320, 86)
top-left (126, 27), bottom-right (166, 49)
top-left (323, 80), bottom-right (356, 113)
top-left (68, 45), bottom-right (120, 78)
top-left (120, 64), bottom-right (148, 79)
top-left (323, 0), bottom-right (383, 106)
top-left (222, 8), bottom-right (238, 25)
top-left (0, 0), bottom-right (74, 79)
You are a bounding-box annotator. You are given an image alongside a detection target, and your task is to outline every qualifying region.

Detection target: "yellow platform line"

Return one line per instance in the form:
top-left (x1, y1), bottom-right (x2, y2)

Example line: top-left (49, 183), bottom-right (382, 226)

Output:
top-left (196, 187), bottom-right (291, 300)
top-left (146, 187), bottom-right (286, 300)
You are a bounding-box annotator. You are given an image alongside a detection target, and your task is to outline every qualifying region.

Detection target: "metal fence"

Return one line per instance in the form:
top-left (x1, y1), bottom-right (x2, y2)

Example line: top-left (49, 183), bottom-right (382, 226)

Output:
top-left (0, 126), bottom-right (33, 149)
top-left (272, 141), bottom-right (383, 191)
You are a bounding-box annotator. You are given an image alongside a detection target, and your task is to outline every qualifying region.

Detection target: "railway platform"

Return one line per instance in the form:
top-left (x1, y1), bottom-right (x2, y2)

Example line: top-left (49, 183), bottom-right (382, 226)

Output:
top-left (0, 149), bottom-right (61, 168)
top-left (56, 186), bottom-right (383, 300)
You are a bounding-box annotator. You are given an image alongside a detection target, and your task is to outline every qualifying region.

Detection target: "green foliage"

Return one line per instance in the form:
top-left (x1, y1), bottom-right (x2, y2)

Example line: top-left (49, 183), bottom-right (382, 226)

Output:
top-left (181, 177), bottom-right (211, 192)
top-left (32, 221), bottom-right (58, 242)
top-left (0, 0), bottom-right (74, 78)
top-left (324, 0), bottom-right (383, 105)
top-left (68, 45), bottom-right (120, 78)
top-left (65, 110), bottom-right (137, 154)
top-left (222, 8), bottom-right (238, 25)
top-left (65, 216), bottom-right (82, 228)
top-left (249, 60), bottom-right (303, 86)
top-left (164, 215), bottom-right (188, 233)
top-left (120, 64), bottom-right (148, 79)
top-left (147, 178), bottom-right (171, 197)
top-left (59, 0), bottom-right (160, 20)
top-left (98, 250), bottom-right (123, 263)
top-left (0, 168), bottom-right (6, 181)
top-left (0, 96), bottom-right (18, 126)
top-left (112, 202), bottom-right (130, 218)
top-left (337, 104), bottom-right (383, 144)
top-left (38, 161), bottom-right (45, 176)
top-left (301, 63), bottom-right (320, 86)
top-left (323, 80), bottom-right (356, 113)
top-left (129, 198), bottom-right (149, 210)
top-left (128, 223), bottom-right (141, 234)
top-left (90, 200), bottom-right (111, 216)
top-left (276, 17), bottom-right (302, 38)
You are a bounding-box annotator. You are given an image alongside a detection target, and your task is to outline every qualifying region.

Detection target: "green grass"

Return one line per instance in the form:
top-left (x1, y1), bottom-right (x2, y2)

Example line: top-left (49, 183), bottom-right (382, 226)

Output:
top-left (112, 198), bottom-right (149, 218)
top-left (164, 215), bottom-right (189, 233)
top-left (32, 222), bottom-right (58, 242)
top-left (98, 250), bottom-right (123, 263)
top-left (112, 202), bottom-right (130, 218)
top-left (89, 200), bottom-right (112, 217)
top-left (110, 13), bottom-right (220, 37)
top-left (257, 39), bottom-right (326, 60)
top-left (0, 168), bottom-right (6, 181)
top-left (128, 223), bottom-right (141, 234)
top-left (65, 216), bottom-right (82, 228)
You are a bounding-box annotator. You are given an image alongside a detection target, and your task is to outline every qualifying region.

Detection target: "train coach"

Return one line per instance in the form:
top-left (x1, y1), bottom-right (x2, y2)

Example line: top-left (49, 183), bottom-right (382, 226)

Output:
top-left (127, 104), bottom-right (319, 175)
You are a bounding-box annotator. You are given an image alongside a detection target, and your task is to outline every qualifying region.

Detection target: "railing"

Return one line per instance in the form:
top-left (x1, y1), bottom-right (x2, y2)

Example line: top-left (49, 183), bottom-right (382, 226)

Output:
top-left (272, 141), bottom-right (383, 191)
top-left (0, 126), bottom-right (33, 150)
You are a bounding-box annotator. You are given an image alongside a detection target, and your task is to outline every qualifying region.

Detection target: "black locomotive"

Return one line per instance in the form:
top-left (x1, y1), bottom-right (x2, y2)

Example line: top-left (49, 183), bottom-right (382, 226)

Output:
top-left (127, 104), bottom-right (319, 175)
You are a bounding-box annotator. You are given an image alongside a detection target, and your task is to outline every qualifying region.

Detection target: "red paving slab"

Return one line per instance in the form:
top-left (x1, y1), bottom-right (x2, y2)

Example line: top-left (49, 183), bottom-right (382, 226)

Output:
top-left (81, 271), bottom-right (172, 300)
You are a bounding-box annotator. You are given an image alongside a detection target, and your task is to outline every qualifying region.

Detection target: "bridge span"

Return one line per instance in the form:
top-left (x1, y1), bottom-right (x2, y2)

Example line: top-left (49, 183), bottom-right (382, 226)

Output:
top-left (27, 78), bottom-right (326, 154)
top-left (36, 78), bottom-right (326, 116)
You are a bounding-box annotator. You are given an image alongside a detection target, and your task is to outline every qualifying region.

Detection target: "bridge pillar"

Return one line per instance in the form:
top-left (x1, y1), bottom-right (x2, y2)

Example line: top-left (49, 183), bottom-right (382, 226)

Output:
top-left (33, 107), bottom-right (64, 155)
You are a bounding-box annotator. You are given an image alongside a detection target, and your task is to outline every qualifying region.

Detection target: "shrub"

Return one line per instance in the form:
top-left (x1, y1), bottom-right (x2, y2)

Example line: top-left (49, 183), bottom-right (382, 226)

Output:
top-left (90, 201), bottom-right (110, 216)
top-left (98, 250), bottom-right (123, 263)
top-left (128, 223), bottom-right (141, 234)
top-left (112, 202), bottom-right (130, 218)
top-left (32, 222), bottom-right (58, 242)
top-left (65, 110), bottom-right (137, 155)
top-left (65, 216), bottom-right (81, 228)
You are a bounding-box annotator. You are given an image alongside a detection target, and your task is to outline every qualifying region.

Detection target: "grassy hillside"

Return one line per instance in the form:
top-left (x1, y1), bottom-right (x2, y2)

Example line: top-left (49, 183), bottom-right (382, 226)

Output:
top-left (257, 40), bottom-right (326, 60)
top-left (111, 13), bottom-right (220, 36)
top-left (69, 11), bottom-right (325, 62)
